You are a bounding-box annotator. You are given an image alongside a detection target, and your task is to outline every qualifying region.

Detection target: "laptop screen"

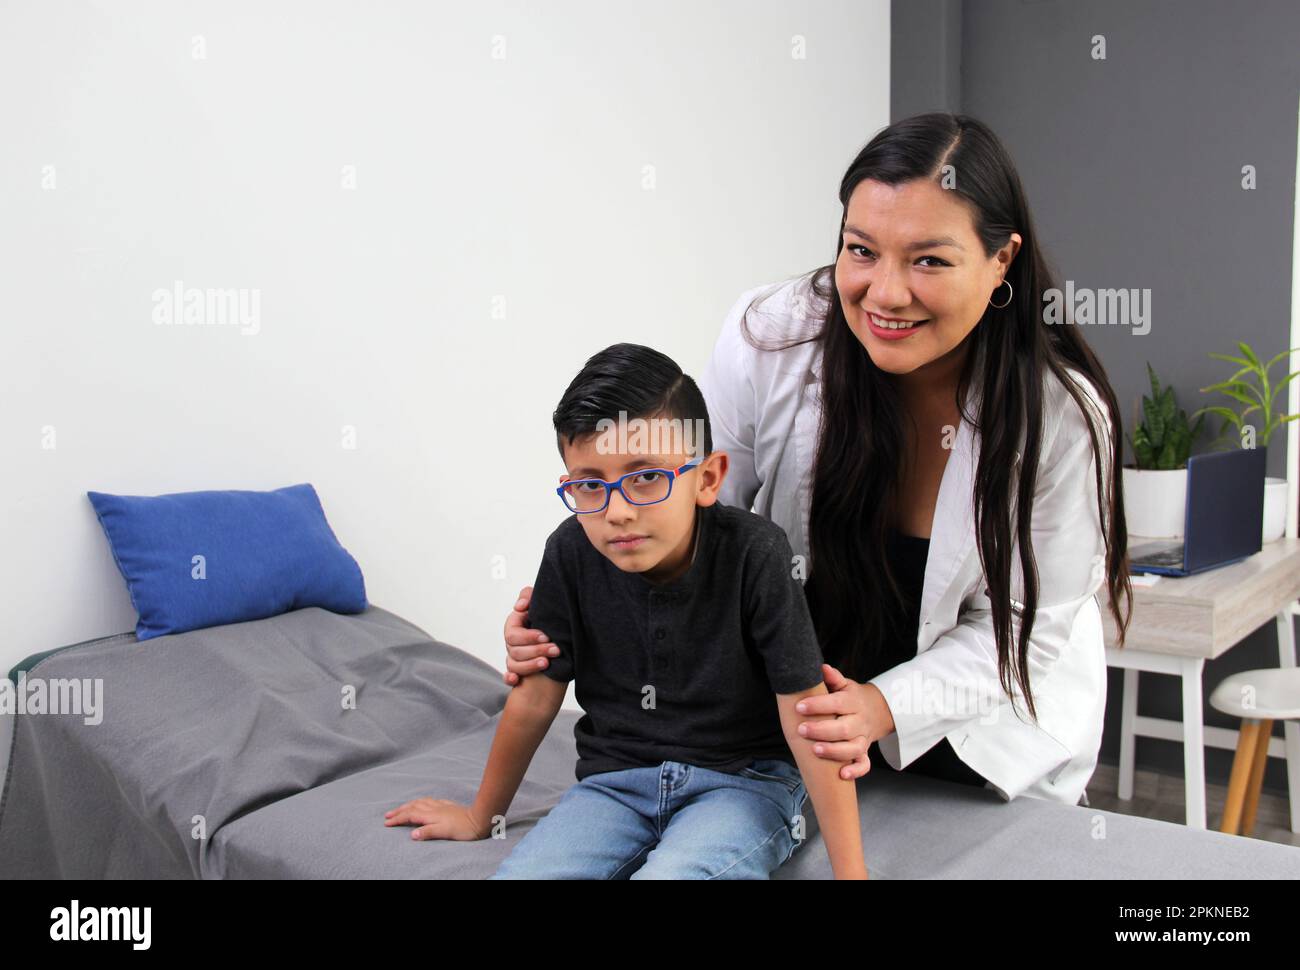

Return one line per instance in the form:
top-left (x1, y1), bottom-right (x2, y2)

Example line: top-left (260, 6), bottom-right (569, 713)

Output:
top-left (1183, 447), bottom-right (1265, 571)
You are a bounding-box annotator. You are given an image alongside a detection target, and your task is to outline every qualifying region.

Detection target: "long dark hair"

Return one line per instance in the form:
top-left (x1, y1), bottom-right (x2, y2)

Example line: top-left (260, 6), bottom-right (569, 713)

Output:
top-left (742, 112), bottom-right (1132, 723)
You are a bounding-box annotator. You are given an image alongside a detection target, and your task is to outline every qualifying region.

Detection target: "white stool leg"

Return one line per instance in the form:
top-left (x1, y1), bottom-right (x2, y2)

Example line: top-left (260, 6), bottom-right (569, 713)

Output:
top-left (1118, 667), bottom-right (1138, 800)
top-left (1276, 609), bottom-right (1300, 834)
top-left (1181, 656), bottom-right (1207, 829)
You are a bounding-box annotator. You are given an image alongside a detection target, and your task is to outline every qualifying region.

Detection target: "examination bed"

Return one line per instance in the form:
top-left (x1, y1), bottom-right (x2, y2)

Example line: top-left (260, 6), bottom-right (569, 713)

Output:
top-left (2, 605), bottom-right (1297, 879)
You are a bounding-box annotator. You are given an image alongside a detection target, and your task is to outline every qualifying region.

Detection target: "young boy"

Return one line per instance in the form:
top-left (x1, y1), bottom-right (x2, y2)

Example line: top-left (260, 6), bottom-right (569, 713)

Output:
top-left (384, 343), bottom-right (867, 879)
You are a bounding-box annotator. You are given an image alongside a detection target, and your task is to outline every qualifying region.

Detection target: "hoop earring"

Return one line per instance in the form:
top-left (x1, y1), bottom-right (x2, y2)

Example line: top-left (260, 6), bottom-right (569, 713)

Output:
top-left (989, 279), bottom-right (1013, 309)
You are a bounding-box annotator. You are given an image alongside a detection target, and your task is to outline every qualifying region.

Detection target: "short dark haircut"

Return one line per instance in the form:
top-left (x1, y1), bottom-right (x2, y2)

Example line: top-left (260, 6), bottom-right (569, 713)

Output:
top-left (552, 343), bottom-right (713, 461)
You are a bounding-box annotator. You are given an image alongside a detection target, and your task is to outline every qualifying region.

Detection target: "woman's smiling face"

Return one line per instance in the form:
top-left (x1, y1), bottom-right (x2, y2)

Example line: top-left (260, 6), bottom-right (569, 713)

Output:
top-left (834, 178), bottom-right (1020, 376)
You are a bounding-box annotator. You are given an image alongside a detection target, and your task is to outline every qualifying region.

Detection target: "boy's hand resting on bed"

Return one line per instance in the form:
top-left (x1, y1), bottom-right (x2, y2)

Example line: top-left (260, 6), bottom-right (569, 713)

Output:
top-left (502, 585), bottom-right (560, 685)
top-left (384, 798), bottom-right (491, 842)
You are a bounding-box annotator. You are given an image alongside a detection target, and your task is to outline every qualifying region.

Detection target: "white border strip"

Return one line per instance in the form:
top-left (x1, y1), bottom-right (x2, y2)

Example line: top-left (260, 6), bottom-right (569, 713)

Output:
top-left (1288, 89), bottom-right (1300, 540)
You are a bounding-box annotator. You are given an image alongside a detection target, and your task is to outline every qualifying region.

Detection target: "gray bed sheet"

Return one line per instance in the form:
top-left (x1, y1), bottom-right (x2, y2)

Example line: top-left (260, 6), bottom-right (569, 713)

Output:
top-left (2, 605), bottom-right (1297, 879)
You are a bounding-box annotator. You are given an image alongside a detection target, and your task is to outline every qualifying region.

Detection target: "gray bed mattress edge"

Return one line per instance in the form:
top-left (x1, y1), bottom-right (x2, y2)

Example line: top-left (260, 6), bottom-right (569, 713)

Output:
top-left (1, 605), bottom-right (1296, 879)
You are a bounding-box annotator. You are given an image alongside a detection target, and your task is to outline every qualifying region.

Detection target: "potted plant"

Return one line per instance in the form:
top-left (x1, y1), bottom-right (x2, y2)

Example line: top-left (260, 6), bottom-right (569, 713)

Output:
top-left (1125, 363), bottom-right (1204, 538)
top-left (1194, 341), bottom-right (1300, 542)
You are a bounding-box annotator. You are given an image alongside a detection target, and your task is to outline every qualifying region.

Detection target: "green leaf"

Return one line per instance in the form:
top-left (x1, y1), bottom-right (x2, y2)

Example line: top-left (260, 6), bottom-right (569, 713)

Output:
top-left (1146, 362), bottom-right (1161, 400)
top-left (1210, 383), bottom-right (1260, 408)
top-left (1130, 427), bottom-right (1153, 468)
top-left (1263, 346), bottom-right (1300, 372)
top-left (1142, 395), bottom-right (1166, 447)
top-left (1238, 341), bottom-right (1263, 370)
top-left (1241, 380), bottom-right (1267, 409)
top-left (1158, 385), bottom-right (1177, 424)
top-left (1193, 405), bottom-right (1242, 428)
top-left (1272, 370), bottom-right (1300, 402)
top-left (1177, 423), bottom-right (1196, 464)
top-left (1157, 436), bottom-right (1180, 470)
top-left (1202, 378), bottom-right (1254, 394)
top-left (1217, 365), bottom-right (1257, 389)
top-left (1208, 351), bottom-right (1252, 368)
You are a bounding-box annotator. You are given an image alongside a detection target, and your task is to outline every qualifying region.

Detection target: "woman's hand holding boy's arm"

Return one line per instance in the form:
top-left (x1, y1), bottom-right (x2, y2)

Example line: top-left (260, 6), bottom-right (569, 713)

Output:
top-left (793, 663), bottom-right (895, 780)
top-left (502, 585), bottom-right (561, 685)
top-left (778, 684), bottom-right (869, 880)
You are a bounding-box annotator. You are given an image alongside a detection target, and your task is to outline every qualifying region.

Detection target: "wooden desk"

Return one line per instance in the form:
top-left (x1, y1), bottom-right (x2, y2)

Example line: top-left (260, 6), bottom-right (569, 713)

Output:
top-left (1101, 537), bottom-right (1300, 831)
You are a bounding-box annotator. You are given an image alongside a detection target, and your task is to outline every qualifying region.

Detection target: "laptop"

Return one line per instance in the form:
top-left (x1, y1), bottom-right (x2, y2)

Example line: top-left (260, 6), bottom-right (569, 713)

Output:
top-left (1129, 447), bottom-right (1265, 576)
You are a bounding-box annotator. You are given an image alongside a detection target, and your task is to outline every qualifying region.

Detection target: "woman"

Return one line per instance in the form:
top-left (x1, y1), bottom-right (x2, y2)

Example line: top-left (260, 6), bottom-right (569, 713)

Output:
top-left (505, 112), bottom-right (1133, 807)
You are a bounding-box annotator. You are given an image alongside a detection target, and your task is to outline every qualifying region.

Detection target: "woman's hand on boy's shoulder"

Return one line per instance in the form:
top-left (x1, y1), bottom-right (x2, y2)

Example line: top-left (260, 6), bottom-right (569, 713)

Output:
top-left (384, 797), bottom-right (492, 842)
top-left (502, 585), bottom-right (560, 685)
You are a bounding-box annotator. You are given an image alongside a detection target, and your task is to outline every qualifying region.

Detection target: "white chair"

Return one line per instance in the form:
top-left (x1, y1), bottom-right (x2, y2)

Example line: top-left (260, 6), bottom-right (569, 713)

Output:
top-left (1209, 668), bottom-right (1300, 836)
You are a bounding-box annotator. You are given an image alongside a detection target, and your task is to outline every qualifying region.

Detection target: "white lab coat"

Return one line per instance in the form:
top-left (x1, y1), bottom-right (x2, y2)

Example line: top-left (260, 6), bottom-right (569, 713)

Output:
top-left (699, 275), bottom-right (1112, 806)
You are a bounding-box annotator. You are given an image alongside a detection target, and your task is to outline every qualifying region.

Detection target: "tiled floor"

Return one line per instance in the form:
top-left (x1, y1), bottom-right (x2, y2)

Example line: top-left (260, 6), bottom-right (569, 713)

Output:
top-left (1086, 760), bottom-right (1300, 847)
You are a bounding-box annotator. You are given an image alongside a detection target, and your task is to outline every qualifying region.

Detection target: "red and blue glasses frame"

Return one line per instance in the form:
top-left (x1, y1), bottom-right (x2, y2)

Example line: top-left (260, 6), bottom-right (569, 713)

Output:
top-left (556, 457), bottom-right (704, 514)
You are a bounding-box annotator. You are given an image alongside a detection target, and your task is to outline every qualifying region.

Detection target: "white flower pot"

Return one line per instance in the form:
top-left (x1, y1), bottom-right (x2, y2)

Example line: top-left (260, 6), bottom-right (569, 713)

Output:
top-left (1263, 477), bottom-right (1288, 543)
top-left (1123, 467), bottom-right (1188, 538)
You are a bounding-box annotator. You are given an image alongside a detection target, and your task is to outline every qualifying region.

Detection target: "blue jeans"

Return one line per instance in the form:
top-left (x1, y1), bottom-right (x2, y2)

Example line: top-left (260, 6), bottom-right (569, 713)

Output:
top-left (489, 758), bottom-right (809, 879)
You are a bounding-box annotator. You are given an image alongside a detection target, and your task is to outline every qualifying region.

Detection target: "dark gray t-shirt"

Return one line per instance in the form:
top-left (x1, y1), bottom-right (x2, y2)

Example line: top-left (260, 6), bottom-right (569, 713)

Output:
top-left (529, 501), bottom-right (825, 782)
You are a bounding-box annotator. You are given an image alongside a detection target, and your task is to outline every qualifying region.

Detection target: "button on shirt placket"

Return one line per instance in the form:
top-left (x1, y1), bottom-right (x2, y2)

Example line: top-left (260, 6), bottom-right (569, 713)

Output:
top-left (647, 590), bottom-right (672, 695)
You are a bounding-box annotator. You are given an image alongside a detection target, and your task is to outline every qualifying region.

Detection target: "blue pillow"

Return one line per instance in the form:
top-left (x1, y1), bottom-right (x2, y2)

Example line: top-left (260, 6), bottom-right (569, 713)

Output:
top-left (87, 483), bottom-right (367, 641)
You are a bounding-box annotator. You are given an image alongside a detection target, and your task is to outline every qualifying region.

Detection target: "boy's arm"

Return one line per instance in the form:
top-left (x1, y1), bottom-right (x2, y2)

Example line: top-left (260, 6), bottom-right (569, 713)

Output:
top-left (777, 683), bottom-right (868, 880)
top-left (468, 672), bottom-right (569, 839)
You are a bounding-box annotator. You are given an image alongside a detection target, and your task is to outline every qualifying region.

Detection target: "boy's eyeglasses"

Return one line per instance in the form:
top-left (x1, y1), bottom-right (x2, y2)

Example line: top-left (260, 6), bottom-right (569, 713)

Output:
top-left (557, 457), bottom-right (703, 514)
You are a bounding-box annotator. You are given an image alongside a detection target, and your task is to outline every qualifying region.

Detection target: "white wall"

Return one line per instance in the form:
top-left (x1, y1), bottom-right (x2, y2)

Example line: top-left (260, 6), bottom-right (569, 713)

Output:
top-left (0, 0), bottom-right (890, 678)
